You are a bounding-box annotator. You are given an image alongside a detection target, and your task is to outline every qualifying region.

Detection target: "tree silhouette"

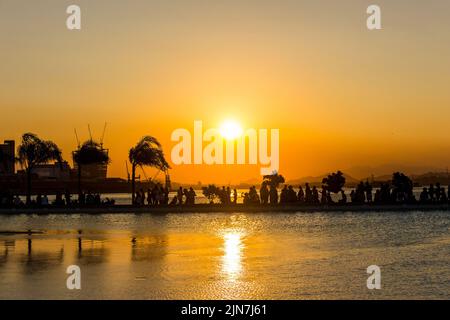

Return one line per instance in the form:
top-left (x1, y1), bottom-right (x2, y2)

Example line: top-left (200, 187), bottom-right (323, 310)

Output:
top-left (202, 184), bottom-right (220, 204)
top-left (17, 133), bottom-right (62, 204)
top-left (391, 172), bottom-right (413, 194)
top-left (129, 136), bottom-right (169, 204)
top-left (322, 171), bottom-right (346, 193)
top-left (263, 173), bottom-right (285, 189)
top-left (72, 140), bottom-right (110, 198)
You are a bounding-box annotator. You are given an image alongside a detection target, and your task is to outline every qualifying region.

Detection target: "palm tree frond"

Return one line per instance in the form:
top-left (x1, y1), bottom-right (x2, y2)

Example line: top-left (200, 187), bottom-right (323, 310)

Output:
top-left (129, 135), bottom-right (169, 170)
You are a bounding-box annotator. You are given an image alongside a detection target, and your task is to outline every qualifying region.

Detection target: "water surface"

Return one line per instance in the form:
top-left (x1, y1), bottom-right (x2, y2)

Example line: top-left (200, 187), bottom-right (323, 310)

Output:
top-left (0, 211), bottom-right (449, 299)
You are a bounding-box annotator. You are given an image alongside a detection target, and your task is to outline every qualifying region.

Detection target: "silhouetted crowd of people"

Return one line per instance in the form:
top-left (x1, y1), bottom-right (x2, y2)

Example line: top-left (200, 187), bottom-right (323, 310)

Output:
top-left (242, 182), bottom-right (328, 205)
top-left (199, 180), bottom-right (450, 206)
top-left (77, 190), bottom-right (115, 206)
top-left (171, 186), bottom-right (198, 205)
top-left (1, 181), bottom-right (449, 209)
top-left (240, 182), bottom-right (449, 206)
top-left (0, 189), bottom-right (115, 208)
top-left (134, 184), bottom-right (169, 206)
top-left (419, 183), bottom-right (448, 204)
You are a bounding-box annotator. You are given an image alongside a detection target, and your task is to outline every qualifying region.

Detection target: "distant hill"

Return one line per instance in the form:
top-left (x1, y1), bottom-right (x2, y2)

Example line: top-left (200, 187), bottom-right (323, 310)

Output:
top-left (173, 170), bottom-right (450, 189)
top-left (410, 172), bottom-right (450, 186)
top-left (287, 173), bottom-right (360, 187)
top-left (344, 164), bottom-right (444, 180)
top-left (359, 171), bottom-right (450, 186)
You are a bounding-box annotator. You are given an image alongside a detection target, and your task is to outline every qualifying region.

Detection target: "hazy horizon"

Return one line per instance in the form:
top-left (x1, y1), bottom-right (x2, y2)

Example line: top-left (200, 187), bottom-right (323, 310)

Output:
top-left (2, 0), bottom-right (450, 184)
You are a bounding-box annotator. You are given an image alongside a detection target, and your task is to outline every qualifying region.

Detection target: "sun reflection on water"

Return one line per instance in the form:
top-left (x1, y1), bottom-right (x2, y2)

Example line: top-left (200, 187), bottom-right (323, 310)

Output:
top-left (222, 232), bottom-right (243, 280)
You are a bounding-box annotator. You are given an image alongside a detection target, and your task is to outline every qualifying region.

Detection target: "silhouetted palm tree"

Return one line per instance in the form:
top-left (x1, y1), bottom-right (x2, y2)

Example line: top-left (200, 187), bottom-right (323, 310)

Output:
top-left (72, 140), bottom-right (110, 198)
top-left (129, 136), bottom-right (169, 204)
top-left (17, 133), bottom-right (62, 204)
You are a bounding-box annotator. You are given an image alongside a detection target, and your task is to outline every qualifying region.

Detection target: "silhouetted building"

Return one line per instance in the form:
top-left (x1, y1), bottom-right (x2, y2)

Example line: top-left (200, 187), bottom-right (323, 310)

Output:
top-left (32, 161), bottom-right (71, 180)
top-left (72, 163), bottom-right (108, 181)
top-left (71, 144), bottom-right (109, 181)
top-left (16, 161), bottom-right (72, 181)
top-left (0, 140), bottom-right (15, 175)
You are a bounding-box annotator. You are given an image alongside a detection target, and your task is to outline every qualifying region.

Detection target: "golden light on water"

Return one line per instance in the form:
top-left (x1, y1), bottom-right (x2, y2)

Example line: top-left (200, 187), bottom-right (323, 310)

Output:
top-left (222, 232), bottom-right (243, 280)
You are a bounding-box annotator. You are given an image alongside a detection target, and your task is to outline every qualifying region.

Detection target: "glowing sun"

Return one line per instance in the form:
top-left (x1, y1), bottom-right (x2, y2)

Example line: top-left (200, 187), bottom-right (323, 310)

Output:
top-left (219, 120), bottom-right (243, 140)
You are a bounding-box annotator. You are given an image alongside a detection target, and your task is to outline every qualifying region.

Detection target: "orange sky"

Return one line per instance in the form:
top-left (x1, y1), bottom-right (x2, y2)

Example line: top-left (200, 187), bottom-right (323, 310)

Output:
top-left (1, 0), bottom-right (450, 184)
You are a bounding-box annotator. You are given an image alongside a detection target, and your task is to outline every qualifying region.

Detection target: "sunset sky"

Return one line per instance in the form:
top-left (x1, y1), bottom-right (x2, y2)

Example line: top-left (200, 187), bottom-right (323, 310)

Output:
top-left (1, 0), bottom-right (450, 184)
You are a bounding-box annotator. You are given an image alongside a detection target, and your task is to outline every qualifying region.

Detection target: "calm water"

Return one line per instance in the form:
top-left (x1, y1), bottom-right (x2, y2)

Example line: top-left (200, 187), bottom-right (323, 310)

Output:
top-left (0, 211), bottom-right (449, 299)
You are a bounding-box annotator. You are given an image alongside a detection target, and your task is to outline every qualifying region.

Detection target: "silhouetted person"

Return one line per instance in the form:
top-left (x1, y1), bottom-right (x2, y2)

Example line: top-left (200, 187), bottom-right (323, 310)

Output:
top-left (350, 190), bottom-right (356, 203)
top-left (305, 183), bottom-right (312, 204)
top-left (429, 184), bottom-right (435, 202)
top-left (287, 185), bottom-right (297, 203)
top-left (150, 186), bottom-right (157, 205)
top-left (183, 188), bottom-right (189, 205)
top-left (354, 182), bottom-right (366, 204)
top-left (135, 190), bottom-right (142, 206)
top-left (177, 187), bottom-right (184, 205)
top-left (269, 185), bottom-right (278, 205)
top-left (297, 186), bottom-right (304, 203)
top-left (339, 190), bottom-right (347, 204)
top-left (320, 187), bottom-right (327, 204)
top-left (140, 189), bottom-right (145, 206)
top-left (13, 195), bottom-right (23, 207)
top-left (312, 186), bottom-right (319, 204)
top-left (94, 193), bottom-right (101, 205)
top-left (86, 191), bottom-right (94, 205)
top-left (374, 189), bottom-right (381, 203)
top-left (420, 187), bottom-right (429, 204)
top-left (440, 188), bottom-right (448, 203)
top-left (243, 192), bottom-right (250, 205)
top-left (65, 189), bottom-right (71, 206)
top-left (436, 183), bottom-right (441, 202)
top-left (163, 187), bottom-right (169, 205)
top-left (187, 187), bottom-right (196, 205)
top-left (55, 191), bottom-right (64, 206)
top-left (280, 185), bottom-right (288, 204)
top-left (42, 194), bottom-right (49, 206)
top-left (233, 189), bottom-right (238, 204)
top-left (327, 191), bottom-right (333, 204)
top-left (79, 191), bottom-right (85, 205)
top-left (169, 196), bottom-right (178, 205)
top-left (380, 183), bottom-right (391, 204)
top-left (260, 182), bottom-right (269, 205)
top-left (249, 186), bottom-right (260, 204)
top-left (365, 181), bottom-right (373, 203)
top-left (146, 189), bottom-right (152, 205)
top-left (226, 187), bottom-right (231, 204)
top-left (219, 186), bottom-right (227, 204)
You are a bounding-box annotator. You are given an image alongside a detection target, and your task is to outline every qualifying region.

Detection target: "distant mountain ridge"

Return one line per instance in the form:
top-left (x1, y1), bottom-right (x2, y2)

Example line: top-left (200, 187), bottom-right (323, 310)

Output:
top-left (343, 164), bottom-right (445, 180)
top-left (173, 166), bottom-right (450, 188)
top-left (287, 173), bottom-right (359, 186)
top-left (286, 171), bottom-right (450, 187)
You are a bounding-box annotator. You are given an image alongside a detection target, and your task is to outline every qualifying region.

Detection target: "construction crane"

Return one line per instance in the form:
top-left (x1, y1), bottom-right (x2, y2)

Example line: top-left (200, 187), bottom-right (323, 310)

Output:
top-left (125, 161), bottom-right (130, 182)
top-left (100, 122), bottom-right (107, 148)
top-left (87, 124), bottom-right (93, 141)
top-left (74, 129), bottom-right (80, 149)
